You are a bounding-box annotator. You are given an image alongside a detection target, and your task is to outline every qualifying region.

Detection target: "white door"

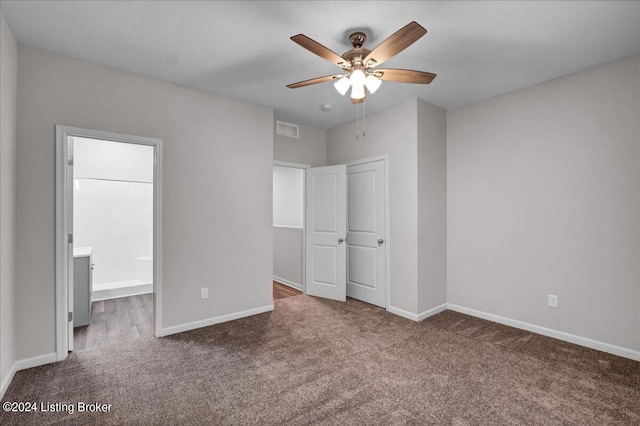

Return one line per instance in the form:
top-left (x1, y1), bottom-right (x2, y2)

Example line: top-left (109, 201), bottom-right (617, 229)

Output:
top-left (346, 160), bottom-right (386, 307)
top-left (306, 165), bottom-right (347, 301)
top-left (67, 136), bottom-right (74, 351)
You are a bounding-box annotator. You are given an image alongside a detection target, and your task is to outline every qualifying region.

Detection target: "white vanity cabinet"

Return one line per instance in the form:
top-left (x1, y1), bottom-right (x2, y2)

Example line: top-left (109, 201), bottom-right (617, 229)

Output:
top-left (73, 247), bottom-right (93, 327)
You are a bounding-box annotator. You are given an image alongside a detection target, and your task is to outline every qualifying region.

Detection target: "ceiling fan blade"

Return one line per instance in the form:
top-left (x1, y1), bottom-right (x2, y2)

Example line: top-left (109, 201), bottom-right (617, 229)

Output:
top-left (351, 97), bottom-right (364, 105)
top-left (363, 22), bottom-right (427, 67)
top-left (291, 34), bottom-right (348, 68)
top-left (373, 68), bottom-right (436, 84)
top-left (286, 74), bottom-right (342, 89)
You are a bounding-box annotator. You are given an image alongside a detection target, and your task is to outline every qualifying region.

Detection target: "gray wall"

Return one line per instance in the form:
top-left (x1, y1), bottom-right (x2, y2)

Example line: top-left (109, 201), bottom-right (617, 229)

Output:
top-left (328, 100), bottom-right (419, 314)
top-left (15, 46), bottom-right (274, 359)
top-left (273, 227), bottom-right (303, 288)
top-left (0, 11), bottom-right (17, 392)
top-left (447, 55), bottom-right (640, 351)
top-left (417, 100), bottom-right (447, 312)
top-left (274, 122), bottom-right (327, 166)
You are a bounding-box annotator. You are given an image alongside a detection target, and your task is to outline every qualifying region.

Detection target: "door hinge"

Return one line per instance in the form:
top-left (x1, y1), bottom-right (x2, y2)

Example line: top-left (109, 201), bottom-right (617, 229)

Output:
top-left (67, 156), bottom-right (74, 166)
top-left (68, 234), bottom-right (73, 244)
top-left (68, 312), bottom-right (73, 322)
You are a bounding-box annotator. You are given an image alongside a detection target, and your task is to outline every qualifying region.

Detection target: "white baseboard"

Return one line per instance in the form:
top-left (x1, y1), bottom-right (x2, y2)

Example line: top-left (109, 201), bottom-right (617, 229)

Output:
top-left (0, 362), bottom-right (17, 400)
top-left (447, 304), bottom-right (640, 362)
top-left (273, 276), bottom-right (302, 291)
top-left (387, 305), bottom-right (420, 321)
top-left (15, 352), bottom-right (58, 371)
top-left (1, 352), bottom-right (58, 399)
top-left (417, 303), bottom-right (448, 321)
top-left (387, 303), bottom-right (448, 322)
top-left (92, 283), bottom-right (153, 301)
top-left (158, 304), bottom-right (274, 337)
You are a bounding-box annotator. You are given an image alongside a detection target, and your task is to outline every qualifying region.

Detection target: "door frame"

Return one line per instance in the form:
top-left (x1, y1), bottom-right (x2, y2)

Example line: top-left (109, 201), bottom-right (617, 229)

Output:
top-left (55, 125), bottom-right (163, 361)
top-left (272, 160), bottom-right (309, 293)
top-left (345, 155), bottom-right (390, 310)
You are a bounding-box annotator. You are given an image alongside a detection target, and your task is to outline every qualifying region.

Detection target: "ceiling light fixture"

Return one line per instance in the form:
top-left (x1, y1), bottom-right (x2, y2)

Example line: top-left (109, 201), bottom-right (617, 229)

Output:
top-left (333, 76), bottom-right (350, 96)
top-left (364, 74), bottom-right (382, 94)
top-left (332, 69), bottom-right (381, 100)
top-left (287, 22), bottom-right (436, 106)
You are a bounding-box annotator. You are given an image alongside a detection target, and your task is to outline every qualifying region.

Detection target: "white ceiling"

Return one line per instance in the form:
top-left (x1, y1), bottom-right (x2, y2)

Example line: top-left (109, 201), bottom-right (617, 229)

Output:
top-left (1, 1), bottom-right (638, 129)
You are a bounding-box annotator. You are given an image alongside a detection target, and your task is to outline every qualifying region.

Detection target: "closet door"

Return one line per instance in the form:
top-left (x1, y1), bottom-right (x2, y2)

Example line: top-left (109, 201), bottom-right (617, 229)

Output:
top-left (305, 165), bottom-right (346, 302)
top-left (346, 160), bottom-right (386, 308)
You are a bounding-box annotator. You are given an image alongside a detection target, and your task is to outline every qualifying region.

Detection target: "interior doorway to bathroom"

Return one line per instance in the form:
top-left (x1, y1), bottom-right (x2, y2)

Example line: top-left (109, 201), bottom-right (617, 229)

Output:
top-left (55, 126), bottom-right (163, 360)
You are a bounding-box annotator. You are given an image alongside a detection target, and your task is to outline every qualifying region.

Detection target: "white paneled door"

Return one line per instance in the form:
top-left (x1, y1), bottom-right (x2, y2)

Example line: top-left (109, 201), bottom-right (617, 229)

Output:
top-left (306, 165), bottom-right (347, 301)
top-left (346, 160), bottom-right (386, 308)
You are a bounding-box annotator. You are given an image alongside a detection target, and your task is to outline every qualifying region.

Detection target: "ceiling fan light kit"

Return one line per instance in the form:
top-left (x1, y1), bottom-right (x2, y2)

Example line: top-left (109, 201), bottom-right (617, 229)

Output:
top-left (287, 21), bottom-right (437, 104)
top-left (334, 76), bottom-right (351, 95)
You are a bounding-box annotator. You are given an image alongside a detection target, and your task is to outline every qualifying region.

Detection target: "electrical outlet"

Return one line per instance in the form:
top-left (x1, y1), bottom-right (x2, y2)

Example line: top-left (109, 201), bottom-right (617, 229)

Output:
top-left (548, 294), bottom-right (558, 308)
top-left (200, 287), bottom-right (208, 299)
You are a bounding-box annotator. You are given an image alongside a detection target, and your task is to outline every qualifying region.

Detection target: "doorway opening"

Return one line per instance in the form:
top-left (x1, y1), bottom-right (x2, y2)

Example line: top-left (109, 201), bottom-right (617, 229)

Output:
top-left (272, 161), bottom-right (308, 301)
top-left (271, 156), bottom-right (389, 308)
top-left (55, 126), bottom-right (163, 360)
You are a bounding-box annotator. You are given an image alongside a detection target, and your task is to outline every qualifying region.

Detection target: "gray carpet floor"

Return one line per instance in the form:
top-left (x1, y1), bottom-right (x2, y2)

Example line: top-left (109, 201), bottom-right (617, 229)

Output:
top-left (1, 294), bottom-right (638, 425)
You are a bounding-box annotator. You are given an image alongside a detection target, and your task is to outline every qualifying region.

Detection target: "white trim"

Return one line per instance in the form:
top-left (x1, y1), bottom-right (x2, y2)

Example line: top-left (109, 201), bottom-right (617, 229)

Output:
top-left (55, 126), bottom-right (70, 361)
top-left (302, 167), bottom-right (307, 294)
top-left (152, 137), bottom-right (164, 338)
top-left (272, 225), bottom-right (303, 230)
top-left (55, 125), bottom-right (163, 361)
top-left (345, 155), bottom-right (391, 310)
top-left (0, 363), bottom-right (17, 400)
top-left (14, 352), bottom-right (58, 371)
top-left (273, 276), bottom-right (303, 291)
top-left (158, 304), bottom-right (274, 337)
top-left (345, 155), bottom-right (388, 167)
top-left (273, 160), bottom-right (311, 169)
top-left (387, 305), bottom-right (421, 321)
top-left (1, 352), bottom-right (59, 397)
top-left (92, 284), bottom-right (153, 302)
top-left (447, 304), bottom-right (640, 362)
top-left (417, 303), bottom-right (448, 321)
top-left (387, 303), bottom-right (447, 322)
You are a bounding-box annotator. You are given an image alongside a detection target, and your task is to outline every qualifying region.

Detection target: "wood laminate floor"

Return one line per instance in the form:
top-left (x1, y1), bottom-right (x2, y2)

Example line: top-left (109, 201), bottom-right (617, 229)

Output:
top-left (74, 283), bottom-right (300, 351)
top-left (273, 281), bottom-right (302, 300)
top-left (73, 293), bottom-right (153, 351)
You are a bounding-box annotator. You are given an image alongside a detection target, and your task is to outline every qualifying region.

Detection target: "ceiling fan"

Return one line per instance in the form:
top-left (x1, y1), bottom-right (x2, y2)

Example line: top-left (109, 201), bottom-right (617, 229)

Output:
top-left (286, 21), bottom-right (436, 104)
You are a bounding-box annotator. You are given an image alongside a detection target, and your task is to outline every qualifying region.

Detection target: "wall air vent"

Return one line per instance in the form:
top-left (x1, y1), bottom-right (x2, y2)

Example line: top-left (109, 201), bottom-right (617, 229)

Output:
top-left (276, 121), bottom-right (299, 139)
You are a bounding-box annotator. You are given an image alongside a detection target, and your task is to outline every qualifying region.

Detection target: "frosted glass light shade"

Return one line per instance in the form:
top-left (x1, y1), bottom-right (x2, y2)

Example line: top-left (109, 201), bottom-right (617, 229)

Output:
top-left (350, 83), bottom-right (365, 100)
top-left (350, 69), bottom-right (366, 86)
top-left (334, 77), bottom-right (350, 96)
top-left (365, 75), bottom-right (382, 93)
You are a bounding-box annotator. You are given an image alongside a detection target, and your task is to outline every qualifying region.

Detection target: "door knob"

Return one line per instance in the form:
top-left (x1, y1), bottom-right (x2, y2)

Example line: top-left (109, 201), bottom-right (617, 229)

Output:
top-left (338, 238), bottom-right (344, 243)
top-left (378, 239), bottom-right (384, 244)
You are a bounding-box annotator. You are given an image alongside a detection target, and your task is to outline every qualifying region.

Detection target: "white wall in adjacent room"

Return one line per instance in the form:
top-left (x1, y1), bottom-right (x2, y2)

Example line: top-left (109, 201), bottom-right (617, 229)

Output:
top-left (273, 227), bottom-right (303, 288)
top-left (73, 136), bottom-right (153, 183)
top-left (273, 165), bottom-right (304, 228)
top-left (272, 165), bottom-right (304, 287)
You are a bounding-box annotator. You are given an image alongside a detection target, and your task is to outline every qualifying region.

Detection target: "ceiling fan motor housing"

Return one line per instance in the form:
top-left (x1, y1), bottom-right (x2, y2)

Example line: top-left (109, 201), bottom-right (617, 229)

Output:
top-left (341, 49), bottom-right (372, 68)
top-left (349, 32), bottom-right (367, 49)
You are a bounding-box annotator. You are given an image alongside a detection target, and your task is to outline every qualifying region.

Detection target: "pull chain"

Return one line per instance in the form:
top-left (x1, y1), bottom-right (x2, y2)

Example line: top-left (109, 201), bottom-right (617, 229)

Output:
top-left (355, 99), bottom-right (367, 140)
top-left (356, 100), bottom-right (359, 140)
top-left (363, 99), bottom-right (366, 138)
